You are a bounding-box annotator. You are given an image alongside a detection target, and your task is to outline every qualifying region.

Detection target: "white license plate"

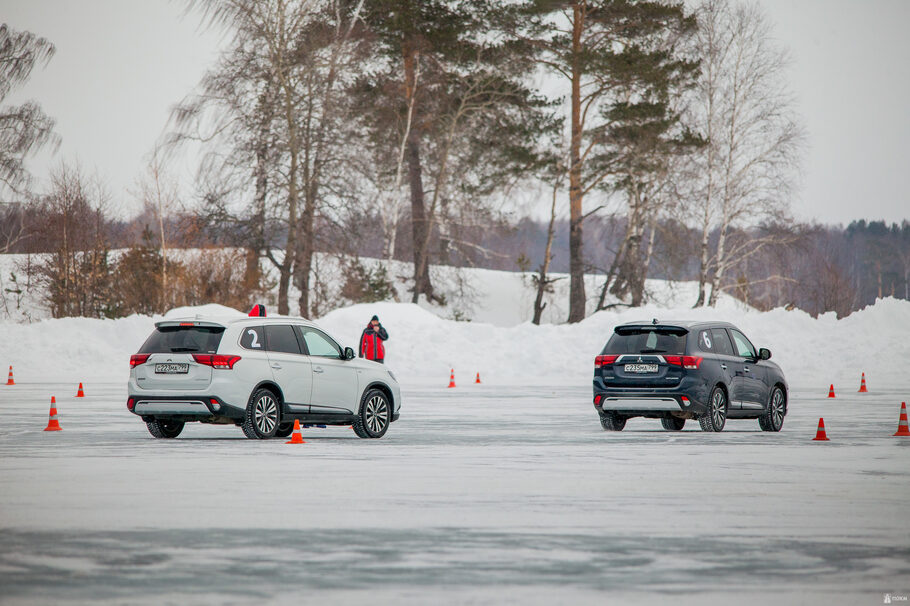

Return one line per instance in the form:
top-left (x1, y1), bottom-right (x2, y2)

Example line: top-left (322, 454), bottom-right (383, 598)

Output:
top-left (624, 363), bottom-right (658, 374)
top-left (155, 363), bottom-right (189, 374)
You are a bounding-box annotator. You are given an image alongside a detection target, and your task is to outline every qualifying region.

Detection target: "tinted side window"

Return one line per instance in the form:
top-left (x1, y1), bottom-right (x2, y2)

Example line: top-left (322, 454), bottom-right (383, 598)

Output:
top-left (239, 326), bottom-right (265, 350)
top-left (265, 325), bottom-right (302, 354)
top-left (710, 329), bottom-right (735, 356)
top-left (299, 327), bottom-right (341, 358)
top-left (729, 329), bottom-right (756, 359)
top-left (140, 326), bottom-right (224, 354)
top-left (697, 330), bottom-right (714, 352)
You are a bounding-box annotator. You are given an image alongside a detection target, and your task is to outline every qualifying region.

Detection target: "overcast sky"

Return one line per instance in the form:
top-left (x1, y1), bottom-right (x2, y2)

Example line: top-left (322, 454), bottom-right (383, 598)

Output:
top-left (2, 0), bottom-right (909, 225)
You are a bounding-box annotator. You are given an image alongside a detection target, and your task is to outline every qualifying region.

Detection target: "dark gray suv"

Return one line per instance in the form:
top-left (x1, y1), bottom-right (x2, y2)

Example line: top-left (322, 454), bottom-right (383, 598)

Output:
top-left (593, 320), bottom-right (788, 432)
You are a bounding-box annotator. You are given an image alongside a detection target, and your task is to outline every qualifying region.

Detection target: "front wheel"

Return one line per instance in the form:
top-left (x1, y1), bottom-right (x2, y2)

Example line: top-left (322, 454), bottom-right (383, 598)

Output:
top-left (698, 387), bottom-right (727, 432)
top-left (146, 418), bottom-right (184, 439)
top-left (242, 388), bottom-right (281, 439)
top-left (599, 412), bottom-right (626, 431)
top-left (353, 389), bottom-right (391, 438)
top-left (661, 417), bottom-right (686, 431)
top-left (758, 386), bottom-right (786, 432)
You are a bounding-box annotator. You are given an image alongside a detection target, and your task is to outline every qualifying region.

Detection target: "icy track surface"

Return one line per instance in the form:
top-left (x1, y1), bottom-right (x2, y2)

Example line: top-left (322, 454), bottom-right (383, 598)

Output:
top-left (1, 383), bottom-right (909, 605)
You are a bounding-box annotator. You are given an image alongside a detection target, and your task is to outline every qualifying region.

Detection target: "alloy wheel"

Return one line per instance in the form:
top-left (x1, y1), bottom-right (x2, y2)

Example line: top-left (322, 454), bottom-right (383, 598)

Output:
top-left (254, 394), bottom-right (278, 435)
top-left (364, 395), bottom-right (389, 434)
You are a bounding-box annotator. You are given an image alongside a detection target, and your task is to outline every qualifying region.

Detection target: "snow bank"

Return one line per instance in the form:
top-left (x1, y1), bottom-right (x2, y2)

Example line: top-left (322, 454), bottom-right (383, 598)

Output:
top-left (1, 296), bottom-right (907, 391)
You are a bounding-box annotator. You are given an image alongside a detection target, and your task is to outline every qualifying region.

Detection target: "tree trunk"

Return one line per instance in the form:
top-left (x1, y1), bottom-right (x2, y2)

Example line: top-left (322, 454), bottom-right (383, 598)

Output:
top-left (567, 2), bottom-right (586, 323)
top-left (403, 45), bottom-right (435, 304)
top-left (707, 224), bottom-right (728, 307)
top-left (694, 220), bottom-right (711, 307)
top-left (533, 182), bottom-right (559, 325)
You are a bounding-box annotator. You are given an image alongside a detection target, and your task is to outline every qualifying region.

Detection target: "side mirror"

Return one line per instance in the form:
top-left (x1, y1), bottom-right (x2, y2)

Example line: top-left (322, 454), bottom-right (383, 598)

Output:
top-left (343, 346), bottom-right (355, 360)
top-left (758, 348), bottom-right (771, 360)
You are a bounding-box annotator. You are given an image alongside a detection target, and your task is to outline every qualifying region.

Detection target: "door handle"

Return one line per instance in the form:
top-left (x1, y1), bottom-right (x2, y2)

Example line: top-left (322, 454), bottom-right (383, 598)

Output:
top-left (743, 367), bottom-right (750, 373)
top-left (271, 363), bottom-right (282, 369)
top-left (721, 364), bottom-right (727, 370)
top-left (313, 367), bottom-right (324, 374)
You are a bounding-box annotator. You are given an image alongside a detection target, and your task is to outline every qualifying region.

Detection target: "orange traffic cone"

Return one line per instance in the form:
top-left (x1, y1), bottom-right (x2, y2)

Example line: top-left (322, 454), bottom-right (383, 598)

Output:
top-left (6, 365), bottom-right (14, 385)
top-left (475, 372), bottom-right (481, 384)
top-left (44, 396), bottom-right (62, 431)
top-left (894, 402), bottom-right (910, 437)
top-left (827, 384), bottom-right (836, 398)
top-left (447, 369), bottom-right (456, 388)
top-left (857, 373), bottom-right (868, 393)
top-left (76, 382), bottom-right (85, 398)
top-left (285, 419), bottom-right (305, 444)
top-left (812, 417), bottom-right (829, 441)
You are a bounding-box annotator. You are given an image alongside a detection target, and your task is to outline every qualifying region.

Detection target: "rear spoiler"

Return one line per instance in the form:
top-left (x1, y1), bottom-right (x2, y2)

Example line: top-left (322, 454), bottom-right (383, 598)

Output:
top-left (614, 324), bottom-right (689, 335)
top-left (154, 320), bottom-right (226, 329)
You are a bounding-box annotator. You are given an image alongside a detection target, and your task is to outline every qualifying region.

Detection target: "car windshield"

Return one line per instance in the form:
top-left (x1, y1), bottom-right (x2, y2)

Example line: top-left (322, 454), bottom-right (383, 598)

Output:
top-left (602, 329), bottom-right (687, 355)
top-left (139, 326), bottom-right (224, 354)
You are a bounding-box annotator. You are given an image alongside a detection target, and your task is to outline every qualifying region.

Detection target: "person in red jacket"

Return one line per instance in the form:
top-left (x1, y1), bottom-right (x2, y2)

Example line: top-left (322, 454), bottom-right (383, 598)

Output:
top-left (359, 315), bottom-right (389, 363)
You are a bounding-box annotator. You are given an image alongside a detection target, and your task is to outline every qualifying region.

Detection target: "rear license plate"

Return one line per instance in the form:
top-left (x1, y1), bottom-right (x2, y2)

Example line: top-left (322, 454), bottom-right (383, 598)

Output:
top-left (155, 363), bottom-right (189, 374)
top-left (624, 363), bottom-right (658, 373)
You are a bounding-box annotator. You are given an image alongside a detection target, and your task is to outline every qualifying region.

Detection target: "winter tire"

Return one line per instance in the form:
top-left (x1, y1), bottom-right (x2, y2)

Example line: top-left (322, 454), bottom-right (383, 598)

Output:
top-left (599, 412), bottom-right (626, 431)
top-left (274, 422), bottom-right (294, 439)
top-left (661, 417), bottom-right (686, 431)
top-left (759, 386), bottom-right (786, 432)
top-left (353, 389), bottom-right (390, 439)
top-left (146, 418), bottom-right (184, 439)
top-left (242, 388), bottom-right (280, 439)
top-left (699, 387), bottom-right (727, 432)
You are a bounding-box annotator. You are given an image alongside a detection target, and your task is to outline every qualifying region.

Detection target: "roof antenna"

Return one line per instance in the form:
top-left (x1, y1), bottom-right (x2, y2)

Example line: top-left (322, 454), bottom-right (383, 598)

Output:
top-left (652, 318), bottom-right (658, 325)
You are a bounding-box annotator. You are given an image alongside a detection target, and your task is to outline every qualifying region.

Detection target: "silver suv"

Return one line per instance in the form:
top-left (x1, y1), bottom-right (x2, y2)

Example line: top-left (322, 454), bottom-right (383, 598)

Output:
top-left (127, 313), bottom-right (401, 439)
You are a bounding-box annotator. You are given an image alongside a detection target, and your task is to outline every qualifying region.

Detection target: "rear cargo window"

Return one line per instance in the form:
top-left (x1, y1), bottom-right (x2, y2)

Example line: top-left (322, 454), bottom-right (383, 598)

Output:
top-left (139, 326), bottom-right (224, 354)
top-left (602, 329), bottom-right (687, 355)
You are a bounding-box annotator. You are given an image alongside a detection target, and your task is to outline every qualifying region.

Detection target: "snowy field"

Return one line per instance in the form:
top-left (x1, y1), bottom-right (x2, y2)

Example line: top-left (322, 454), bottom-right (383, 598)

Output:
top-left (1, 380), bottom-right (909, 605)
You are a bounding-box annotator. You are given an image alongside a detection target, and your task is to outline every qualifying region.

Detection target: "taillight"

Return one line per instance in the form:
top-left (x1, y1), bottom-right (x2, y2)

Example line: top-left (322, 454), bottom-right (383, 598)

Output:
top-left (595, 355), bottom-right (618, 368)
top-left (130, 354), bottom-right (150, 368)
top-left (665, 355), bottom-right (702, 370)
top-left (192, 354), bottom-right (241, 369)
top-left (127, 397), bottom-right (135, 411)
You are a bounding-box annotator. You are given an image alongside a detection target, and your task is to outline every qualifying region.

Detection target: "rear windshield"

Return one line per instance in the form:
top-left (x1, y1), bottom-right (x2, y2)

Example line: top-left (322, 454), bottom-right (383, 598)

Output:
top-left (139, 326), bottom-right (225, 354)
top-left (602, 329), bottom-right (687, 355)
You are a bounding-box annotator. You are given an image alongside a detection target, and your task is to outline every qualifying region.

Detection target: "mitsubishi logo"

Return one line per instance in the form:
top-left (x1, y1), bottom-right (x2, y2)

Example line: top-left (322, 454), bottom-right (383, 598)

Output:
top-left (637, 357), bottom-right (643, 363)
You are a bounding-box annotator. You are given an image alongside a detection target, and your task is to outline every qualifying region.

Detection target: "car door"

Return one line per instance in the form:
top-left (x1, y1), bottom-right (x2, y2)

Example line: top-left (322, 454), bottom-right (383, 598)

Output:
top-left (728, 328), bottom-right (766, 409)
top-left (263, 324), bottom-right (313, 413)
top-left (297, 326), bottom-right (359, 415)
top-left (709, 328), bottom-right (743, 409)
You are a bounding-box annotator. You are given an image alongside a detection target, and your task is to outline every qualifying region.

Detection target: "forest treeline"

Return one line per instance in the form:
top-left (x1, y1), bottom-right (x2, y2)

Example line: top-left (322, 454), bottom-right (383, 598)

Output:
top-left (1, 2), bottom-right (906, 322)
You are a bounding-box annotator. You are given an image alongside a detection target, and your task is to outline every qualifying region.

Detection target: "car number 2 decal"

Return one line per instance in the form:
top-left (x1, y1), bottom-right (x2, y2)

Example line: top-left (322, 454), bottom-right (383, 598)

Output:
top-left (248, 328), bottom-right (261, 348)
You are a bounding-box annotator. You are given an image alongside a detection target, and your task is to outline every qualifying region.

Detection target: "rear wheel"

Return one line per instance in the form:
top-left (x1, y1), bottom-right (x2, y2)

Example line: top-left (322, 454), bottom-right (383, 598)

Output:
top-left (698, 387), bottom-right (727, 432)
top-left (599, 412), bottom-right (626, 431)
top-left (759, 386), bottom-right (786, 432)
top-left (146, 418), bottom-right (184, 439)
top-left (242, 388), bottom-right (280, 439)
top-left (353, 389), bottom-right (391, 438)
top-left (661, 417), bottom-right (686, 431)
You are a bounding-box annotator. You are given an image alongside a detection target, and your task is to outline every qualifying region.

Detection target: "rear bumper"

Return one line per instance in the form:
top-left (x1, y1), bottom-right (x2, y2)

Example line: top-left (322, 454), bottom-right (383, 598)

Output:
top-left (129, 395), bottom-right (244, 420)
top-left (593, 375), bottom-right (710, 416)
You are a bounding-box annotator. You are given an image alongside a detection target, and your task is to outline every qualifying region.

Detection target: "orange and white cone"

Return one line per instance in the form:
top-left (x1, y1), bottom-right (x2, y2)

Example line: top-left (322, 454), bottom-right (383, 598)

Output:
top-left (44, 396), bottom-right (62, 431)
top-left (812, 417), bottom-right (829, 441)
top-left (827, 384), bottom-right (836, 398)
top-left (858, 373), bottom-right (868, 393)
top-left (285, 419), bottom-right (305, 444)
top-left (76, 382), bottom-right (85, 398)
top-left (475, 372), bottom-right (481, 384)
top-left (6, 365), bottom-right (14, 386)
top-left (447, 369), bottom-right (456, 388)
top-left (894, 402), bottom-right (910, 437)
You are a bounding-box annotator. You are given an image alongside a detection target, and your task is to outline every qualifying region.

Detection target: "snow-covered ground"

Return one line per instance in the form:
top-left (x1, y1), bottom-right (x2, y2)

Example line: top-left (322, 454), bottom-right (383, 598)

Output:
top-left (2, 256), bottom-right (910, 604)
top-left (1, 382), bottom-right (908, 605)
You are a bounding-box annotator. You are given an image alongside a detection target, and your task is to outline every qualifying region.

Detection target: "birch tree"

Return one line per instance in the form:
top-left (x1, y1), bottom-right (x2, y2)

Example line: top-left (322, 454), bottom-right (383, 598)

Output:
top-left (689, 0), bottom-right (804, 307)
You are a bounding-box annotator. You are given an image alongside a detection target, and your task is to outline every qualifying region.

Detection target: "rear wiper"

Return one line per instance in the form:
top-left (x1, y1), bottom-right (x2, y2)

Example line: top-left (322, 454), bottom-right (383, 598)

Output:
top-left (639, 349), bottom-right (667, 354)
top-left (170, 347), bottom-right (199, 352)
